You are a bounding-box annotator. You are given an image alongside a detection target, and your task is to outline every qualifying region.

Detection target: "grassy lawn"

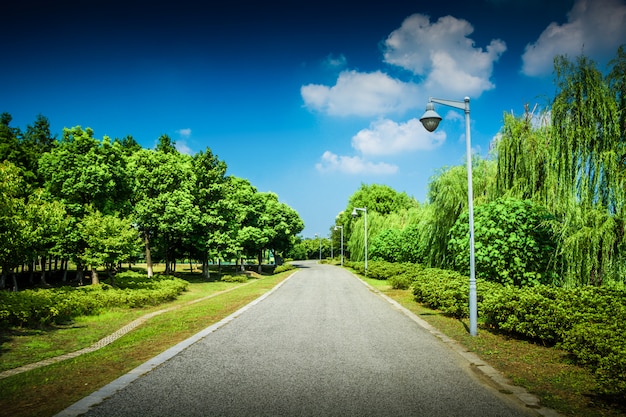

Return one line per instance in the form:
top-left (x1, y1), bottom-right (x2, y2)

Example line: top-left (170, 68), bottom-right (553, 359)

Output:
top-left (360, 275), bottom-right (626, 417)
top-left (2, 264), bottom-right (624, 417)
top-left (0, 269), bottom-right (294, 417)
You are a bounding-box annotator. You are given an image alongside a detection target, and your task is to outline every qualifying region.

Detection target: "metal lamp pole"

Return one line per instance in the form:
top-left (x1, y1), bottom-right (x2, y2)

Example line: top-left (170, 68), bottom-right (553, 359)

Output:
top-left (334, 226), bottom-right (344, 266)
top-left (351, 207), bottom-right (367, 276)
top-left (420, 97), bottom-right (477, 336)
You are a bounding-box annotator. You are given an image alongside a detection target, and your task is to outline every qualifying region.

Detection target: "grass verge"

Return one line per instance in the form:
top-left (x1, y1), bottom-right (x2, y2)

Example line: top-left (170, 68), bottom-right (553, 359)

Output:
top-left (0, 270), bottom-right (294, 417)
top-left (360, 275), bottom-right (626, 417)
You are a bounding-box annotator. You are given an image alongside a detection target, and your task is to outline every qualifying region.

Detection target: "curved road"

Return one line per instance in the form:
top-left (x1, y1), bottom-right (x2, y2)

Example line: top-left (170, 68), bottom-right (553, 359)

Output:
top-left (58, 261), bottom-right (540, 417)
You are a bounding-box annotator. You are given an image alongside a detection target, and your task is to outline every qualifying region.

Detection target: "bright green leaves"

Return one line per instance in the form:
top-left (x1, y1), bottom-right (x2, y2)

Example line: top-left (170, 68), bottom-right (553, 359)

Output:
top-left (448, 197), bottom-right (557, 286)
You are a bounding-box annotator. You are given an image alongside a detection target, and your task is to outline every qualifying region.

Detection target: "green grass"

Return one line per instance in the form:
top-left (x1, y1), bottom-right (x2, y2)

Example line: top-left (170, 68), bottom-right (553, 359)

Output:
top-left (359, 275), bottom-right (626, 417)
top-left (0, 270), bottom-right (294, 417)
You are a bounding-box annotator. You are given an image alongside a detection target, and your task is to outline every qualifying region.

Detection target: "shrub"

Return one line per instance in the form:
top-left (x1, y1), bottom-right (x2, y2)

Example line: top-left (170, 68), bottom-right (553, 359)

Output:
top-left (220, 274), bottom-right (248, 283)
top-left (447, 198), bottom-right (559, 286)
top-left (273, 263), bottom-right (296, 274)
top-left (0, 273), bottom-right (188, 328)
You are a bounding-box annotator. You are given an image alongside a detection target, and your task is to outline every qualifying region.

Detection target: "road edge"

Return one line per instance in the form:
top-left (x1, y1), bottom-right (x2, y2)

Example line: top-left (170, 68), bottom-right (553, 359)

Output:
top-left (53, 270), bottom-right (300, 417)
top-left (349, 270), bottom-right (563, 417)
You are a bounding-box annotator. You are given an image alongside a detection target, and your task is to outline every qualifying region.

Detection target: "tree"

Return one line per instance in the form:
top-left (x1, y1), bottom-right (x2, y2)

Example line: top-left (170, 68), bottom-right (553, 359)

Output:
top-left (39, 127), bottom-right (131, 281)
top-left (448, 198), bottom-right (558, 287)
top-left (78, 209), bottom-right (141, 285)
top-left (129, 148), bottom-right (198, 276)
top-left (0, 161), bottom-right (28, 290)
top-left (190, 148), bottom-right (229, 279)
top-left (22, 114), bottom-right (56, 189)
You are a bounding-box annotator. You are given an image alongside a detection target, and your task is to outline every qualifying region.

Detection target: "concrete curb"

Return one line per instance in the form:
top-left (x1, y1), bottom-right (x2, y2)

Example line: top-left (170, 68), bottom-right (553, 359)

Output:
top-left (53, 271), bottom-right (299, 417)
top-left (352, 273), bottom-right (563, 417)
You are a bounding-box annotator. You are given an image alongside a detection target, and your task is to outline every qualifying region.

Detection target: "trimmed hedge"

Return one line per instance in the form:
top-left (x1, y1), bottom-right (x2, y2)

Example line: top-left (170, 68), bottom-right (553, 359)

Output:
top-left (0, 271), bottom-right (188, 328)
top-left (347, 259), bottom-right (625, 395)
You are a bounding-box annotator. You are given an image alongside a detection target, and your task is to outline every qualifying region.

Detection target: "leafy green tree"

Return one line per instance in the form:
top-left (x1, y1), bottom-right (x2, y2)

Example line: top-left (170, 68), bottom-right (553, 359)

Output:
top-left (421, 158), bottom-right (495, 268)
top-left (129, 148), bottom-right (198, 276)
top-left (78, 209), bottom-right (141, 285)
top-left (369, 228), bottom-right (403, 263)
top-left (22, 114), bottom-right (56, 188)
top-left (190, 148), bottom-right (229, 278)
top-left (0, 161), bottom-right (28, 290)
top-left (23, 190), bottom-right (68, 286)
top-left (448, 198), bottom-right (558, 287)
top-left (155, 134), bottom-right (177, 153)
top-left (494, 49), bottom-right (626, 286)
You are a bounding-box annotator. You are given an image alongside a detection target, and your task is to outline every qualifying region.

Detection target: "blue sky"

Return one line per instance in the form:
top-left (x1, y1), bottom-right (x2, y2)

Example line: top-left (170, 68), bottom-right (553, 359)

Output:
top-left (3, 0), bottom-right (626, 238)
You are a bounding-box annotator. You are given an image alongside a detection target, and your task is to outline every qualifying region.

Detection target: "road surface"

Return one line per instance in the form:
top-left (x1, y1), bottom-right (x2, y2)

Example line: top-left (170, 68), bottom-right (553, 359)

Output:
top-left (59, 261), bottom-right (540, 417)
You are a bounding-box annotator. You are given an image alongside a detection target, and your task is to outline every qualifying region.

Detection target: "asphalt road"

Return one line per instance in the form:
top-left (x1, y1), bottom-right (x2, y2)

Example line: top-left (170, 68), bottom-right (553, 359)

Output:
top-left (59, 261), bottom-right (539, 417)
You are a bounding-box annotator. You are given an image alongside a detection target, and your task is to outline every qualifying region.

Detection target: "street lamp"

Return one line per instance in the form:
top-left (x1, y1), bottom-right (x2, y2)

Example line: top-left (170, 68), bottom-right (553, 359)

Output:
top-left (351, 207), bottom-right (367, 276)
top-left (420, 96), bottom-right (477, 337)
top-left (315, 233), bottom-right (321, 261)
top-left (334, 225), bottom-right (344, 266)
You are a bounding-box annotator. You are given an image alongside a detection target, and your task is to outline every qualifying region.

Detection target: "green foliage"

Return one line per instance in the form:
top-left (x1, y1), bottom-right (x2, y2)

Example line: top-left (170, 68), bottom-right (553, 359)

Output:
top-left (0, 272), bottom-right (188, 328)
top-left (447, 198), bottom-right (558, 286)
top-left (220, 274), bottom-right (248, 283)
top-left (369, 228), bottom-right (403, 263)
top-left (481, 284), bottom-right (626, 394)
top-left (273, 263), bottom-right (296, 274)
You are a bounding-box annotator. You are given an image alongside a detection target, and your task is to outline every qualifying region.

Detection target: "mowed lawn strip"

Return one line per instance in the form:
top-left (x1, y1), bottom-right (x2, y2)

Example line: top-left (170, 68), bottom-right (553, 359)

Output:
top-left (360, 275), bottom-right (626, 417)
top-left (0, 271), bottom-right (293, 417)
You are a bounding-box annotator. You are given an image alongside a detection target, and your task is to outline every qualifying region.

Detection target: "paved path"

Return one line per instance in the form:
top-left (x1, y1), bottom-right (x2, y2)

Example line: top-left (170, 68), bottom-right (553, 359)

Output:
top-left (57, 261), bottom-right (547, 417)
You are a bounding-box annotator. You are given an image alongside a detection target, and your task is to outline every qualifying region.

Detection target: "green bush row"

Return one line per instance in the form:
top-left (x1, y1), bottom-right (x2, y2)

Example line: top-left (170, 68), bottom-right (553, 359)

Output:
top-left (0, 271), bottom-right (188, 328)
top-left (273, 263), bottom-right (296, 274)
top-left (348, 260), bottom-right (625, 395)
top-left (481, 284), bottom-right (626, 394)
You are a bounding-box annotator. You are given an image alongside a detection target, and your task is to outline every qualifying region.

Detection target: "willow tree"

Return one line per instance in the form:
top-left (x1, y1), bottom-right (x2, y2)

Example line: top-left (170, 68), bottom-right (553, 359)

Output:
top-left (551, 52), bottom-right (624, 286)
top-left (421, 157), bottom-right (495, 268)
top-left (495, 50), bottom-right (625, 286)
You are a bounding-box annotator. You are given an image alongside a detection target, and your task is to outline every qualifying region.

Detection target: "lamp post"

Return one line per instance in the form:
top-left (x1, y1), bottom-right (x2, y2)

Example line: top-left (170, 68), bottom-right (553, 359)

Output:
top-left (314, 234), bottom-right (322, 260)
top-left (420, 96), bottom-right (477, 336)
top-left (351, 207), bottom-right (367, 276)
top-left (334, 225), bottom-right (344, 266)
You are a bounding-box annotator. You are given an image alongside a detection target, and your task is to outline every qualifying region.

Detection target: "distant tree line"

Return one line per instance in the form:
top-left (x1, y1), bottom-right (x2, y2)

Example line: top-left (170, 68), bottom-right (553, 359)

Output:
top-left (333, 48), bottom-right (626, 288)
top-left (1, 120), bottom-right (304, 290)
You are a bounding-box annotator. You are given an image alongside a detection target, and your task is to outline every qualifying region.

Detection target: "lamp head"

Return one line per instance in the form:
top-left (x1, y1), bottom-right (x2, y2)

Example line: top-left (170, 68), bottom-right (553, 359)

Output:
top-left (419, 102), bottom-right (442, 132)
top-left (351, 208), bottom-right (358, 218)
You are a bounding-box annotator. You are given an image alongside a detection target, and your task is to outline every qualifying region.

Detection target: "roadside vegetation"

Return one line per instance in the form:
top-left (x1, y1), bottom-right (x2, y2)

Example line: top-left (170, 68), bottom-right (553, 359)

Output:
top-left (346, 260), bottom-right (626, 416)
top-left (0, 265), bottom-right (296, 417)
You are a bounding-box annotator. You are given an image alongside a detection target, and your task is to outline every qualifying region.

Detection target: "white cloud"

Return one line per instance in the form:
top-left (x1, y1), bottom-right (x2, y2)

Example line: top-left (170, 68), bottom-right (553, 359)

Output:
top-left (176, 128), bottom-right (192, 137)
top-left (315, 151), bottom-right (398, 175)
top-left (522, 0), bottom-right (626, 77)
top-left (301, 70), bottom-right (419, 117)
top-left (175, 140), bottom-right (192, 155)
top-left (323, 53), bottom-right (347, 69)
top-left (352, 118), bottom-right (446, 156)
top-left (383, 14), bottom-right (506, 98)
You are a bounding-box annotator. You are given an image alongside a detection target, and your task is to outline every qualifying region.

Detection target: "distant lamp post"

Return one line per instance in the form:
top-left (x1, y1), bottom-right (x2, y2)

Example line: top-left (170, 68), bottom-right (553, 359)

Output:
top-left (420, 96), bottom-right (477, 336)
top-left (334, 225), bottom-right (344, 266)
top-left (351, 207), bottom-right (368, 276)
top-left (314, 233), bottom-right (321, 261)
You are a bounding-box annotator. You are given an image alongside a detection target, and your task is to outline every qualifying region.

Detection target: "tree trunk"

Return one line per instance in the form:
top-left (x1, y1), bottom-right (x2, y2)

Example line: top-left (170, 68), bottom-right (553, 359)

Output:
top-left (144, 231), bottom-right (153, 278)
top-left (91, 267), bottom-right (100, 285)
top-left (11, 270), bottom-right (18, 292)
top-left (76, 263), bottom-right (84, 286)
top-left (39, 255), bottom-right (48, 286)
top-left (202, 255), bottom-right (210, 280)
top-left (257, 250), bottom-right (263, 274)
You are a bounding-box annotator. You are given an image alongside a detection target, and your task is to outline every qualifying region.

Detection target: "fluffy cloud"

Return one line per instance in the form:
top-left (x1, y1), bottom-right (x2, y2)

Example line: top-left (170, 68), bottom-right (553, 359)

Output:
top-left (315, 151), bottom-right (398, 175)
top-left (301, 70), bottom-right (419, 117)
top-left (383, 14), bottom-right (506, 98)
top-left (352, 118), bottom-right (446, 156)
top-left (176, 128), bottom-right (192, 137)
top-left (522, 0), bottom-right (626, 77)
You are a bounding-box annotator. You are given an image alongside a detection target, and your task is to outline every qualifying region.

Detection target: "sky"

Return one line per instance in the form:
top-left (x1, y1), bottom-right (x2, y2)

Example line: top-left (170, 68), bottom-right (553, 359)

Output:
top-left (3, 0), bottom-right (626, 238)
